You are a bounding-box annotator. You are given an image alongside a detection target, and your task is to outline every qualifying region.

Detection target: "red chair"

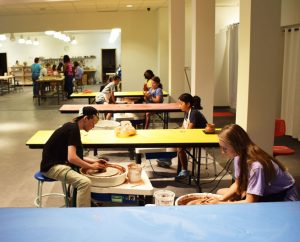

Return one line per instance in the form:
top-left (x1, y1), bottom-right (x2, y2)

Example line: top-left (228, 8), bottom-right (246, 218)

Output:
top-left (273, 119), bottom-right (295, 157)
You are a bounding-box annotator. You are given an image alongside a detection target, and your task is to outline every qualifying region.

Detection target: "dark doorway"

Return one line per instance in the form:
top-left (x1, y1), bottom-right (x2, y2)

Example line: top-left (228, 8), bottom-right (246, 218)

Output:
top-left (0, 53), bottom-right (8, 75)
top-left (102, 49), bottom-right (116, 82)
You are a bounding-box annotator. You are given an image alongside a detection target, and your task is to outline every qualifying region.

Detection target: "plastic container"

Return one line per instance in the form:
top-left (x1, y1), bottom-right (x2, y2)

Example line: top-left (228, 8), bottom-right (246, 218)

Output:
top-left (153, 190), bottom-right (175, 206)
top-left (127, 163), bottom-right (142, 183)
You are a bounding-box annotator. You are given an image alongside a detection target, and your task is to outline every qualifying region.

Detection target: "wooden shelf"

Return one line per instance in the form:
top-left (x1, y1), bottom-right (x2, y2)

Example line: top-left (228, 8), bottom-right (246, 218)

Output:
top-left (10, 66), bottom-right (32, 85)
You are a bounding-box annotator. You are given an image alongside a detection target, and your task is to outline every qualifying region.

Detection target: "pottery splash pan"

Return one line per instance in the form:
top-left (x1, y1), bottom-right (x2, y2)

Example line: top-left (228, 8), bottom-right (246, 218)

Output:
top-left (175, 193), bottom-right (221, 205)
top-left (80, 163), bottom-right (126, 187)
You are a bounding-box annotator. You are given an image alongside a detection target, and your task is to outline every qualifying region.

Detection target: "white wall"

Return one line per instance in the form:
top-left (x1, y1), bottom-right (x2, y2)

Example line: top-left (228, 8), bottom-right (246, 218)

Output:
top-left (281, 0), bottom-right (300, 26)
top-left (158, 8), bottom-right (169, 94)
top-left (214, 6), bottom-right (239, 106)
top-left (1, 31), bottom-right (120, 82)
top-left (0, 11), bottom-right (159, 91)
top-left (184, 3), bottom-right (239, 106)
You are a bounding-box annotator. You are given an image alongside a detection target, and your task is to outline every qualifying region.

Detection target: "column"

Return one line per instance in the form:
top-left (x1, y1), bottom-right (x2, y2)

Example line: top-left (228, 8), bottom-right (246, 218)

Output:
top-left (169, 0), bottom-right (185, 103)
top-left (237, 0), bottom-right (282, 152)
top-left (191, 0), bottom-right (215, 123)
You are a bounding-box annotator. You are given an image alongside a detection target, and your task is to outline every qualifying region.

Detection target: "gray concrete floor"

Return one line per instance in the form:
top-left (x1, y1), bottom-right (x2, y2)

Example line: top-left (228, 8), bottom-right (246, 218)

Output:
top-left (0, 85), bottom-right (299, 207)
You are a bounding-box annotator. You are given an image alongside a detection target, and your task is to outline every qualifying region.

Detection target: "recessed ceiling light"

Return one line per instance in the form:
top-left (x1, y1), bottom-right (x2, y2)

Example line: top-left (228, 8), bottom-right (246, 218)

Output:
top-left (126, 4), bottom-right (133, 8)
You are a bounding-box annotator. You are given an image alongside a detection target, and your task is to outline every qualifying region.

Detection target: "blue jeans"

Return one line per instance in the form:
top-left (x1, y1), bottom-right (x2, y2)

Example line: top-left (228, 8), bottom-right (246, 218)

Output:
top-left (32, 75), bottom-right (39, 96)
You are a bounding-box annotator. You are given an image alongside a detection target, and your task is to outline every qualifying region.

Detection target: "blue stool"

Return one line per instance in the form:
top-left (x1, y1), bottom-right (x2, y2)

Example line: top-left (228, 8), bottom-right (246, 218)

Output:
top-left (34, 171), bottom-right (68, 208)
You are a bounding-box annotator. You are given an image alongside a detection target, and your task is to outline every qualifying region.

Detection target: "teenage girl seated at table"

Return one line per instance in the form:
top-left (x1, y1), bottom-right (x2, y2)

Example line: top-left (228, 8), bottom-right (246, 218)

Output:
top-left (95, 74), bottom-right (121, 120)
top-left (143, 76), bottom-right (164, 129)
top-left (175, 93), bottom-right (208, 179)
top-left (124, 69), bottom-right (155, 104)
top-left (207, 124), bottom-right (299, 204)
top-left (143, 69), bottom-right (155, 92)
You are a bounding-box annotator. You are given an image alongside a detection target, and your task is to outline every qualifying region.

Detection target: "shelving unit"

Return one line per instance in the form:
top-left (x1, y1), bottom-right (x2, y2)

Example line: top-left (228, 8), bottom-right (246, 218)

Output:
top-left (10, 66), bottom-right (32, 85)
top-left (40, 56), bottom-right (96, 67)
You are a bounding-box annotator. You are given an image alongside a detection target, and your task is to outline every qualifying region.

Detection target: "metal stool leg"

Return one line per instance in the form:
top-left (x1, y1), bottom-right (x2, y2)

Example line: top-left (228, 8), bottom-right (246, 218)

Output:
top-left (61, 181), bottom-right (69, 207)
top-left (37, 180), bottom-right (43, 208)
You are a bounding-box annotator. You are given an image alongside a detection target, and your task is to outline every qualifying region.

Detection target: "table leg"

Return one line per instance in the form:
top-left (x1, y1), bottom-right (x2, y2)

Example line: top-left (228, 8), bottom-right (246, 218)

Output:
top-left (135, 153), bottom-right (142, 164)
top-left (163, 112), bottom-right (169, 129)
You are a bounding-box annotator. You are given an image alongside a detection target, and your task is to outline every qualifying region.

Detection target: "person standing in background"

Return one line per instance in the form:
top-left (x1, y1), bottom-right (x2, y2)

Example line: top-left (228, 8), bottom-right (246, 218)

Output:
top-left (63, 55), bottom-right (74, 99)
top-left (57, 62), bottom-right (64, 73)
top-left (116, 64), bottom-right (122, 79)
top-left (31, 57), bottom-right (42, 97)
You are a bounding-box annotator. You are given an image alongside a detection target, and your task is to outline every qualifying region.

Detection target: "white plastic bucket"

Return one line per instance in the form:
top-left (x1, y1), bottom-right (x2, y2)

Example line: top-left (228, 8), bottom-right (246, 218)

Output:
top-left (153, 190), bottom-right (175, 206)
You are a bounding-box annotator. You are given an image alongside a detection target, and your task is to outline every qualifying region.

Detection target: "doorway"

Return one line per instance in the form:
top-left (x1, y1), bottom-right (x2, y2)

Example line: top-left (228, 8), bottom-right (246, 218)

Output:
top-left (101, 49), bottom-right (116, 82)
top-left (0, 53), bottom-right (8, 75)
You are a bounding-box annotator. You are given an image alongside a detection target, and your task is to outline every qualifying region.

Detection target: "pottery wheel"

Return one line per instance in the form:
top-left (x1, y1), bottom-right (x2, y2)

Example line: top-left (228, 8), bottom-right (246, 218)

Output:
top-left (91, 167), bottom-right (120, 177)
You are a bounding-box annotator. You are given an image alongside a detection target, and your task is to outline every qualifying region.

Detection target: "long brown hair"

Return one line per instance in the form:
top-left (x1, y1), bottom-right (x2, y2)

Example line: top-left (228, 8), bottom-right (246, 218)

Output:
top-left (219, 124), bottom-right (286, 195)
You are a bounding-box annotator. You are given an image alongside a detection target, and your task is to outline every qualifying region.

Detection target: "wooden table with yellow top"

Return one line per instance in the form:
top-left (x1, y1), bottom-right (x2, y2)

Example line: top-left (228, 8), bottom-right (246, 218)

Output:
top-left (70, 91), bottom-right (169, 104)
top-left (0, 75), bottom-right (14, 95)
top-left (36, 76), bottom-right (65, 105)
top-left (26, 128), bottom-right (219, 191)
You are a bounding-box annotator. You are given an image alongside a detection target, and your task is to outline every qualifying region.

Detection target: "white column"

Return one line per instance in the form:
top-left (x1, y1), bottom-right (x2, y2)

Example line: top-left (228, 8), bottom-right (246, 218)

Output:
top-left (191, 0), bottom-right (215, 123)
top-left (237, 0), bottom-right (282, 153)
top-left (158, 8), bottom-right (169, 93)
top-left (169, 0), bottom-right (185, 103)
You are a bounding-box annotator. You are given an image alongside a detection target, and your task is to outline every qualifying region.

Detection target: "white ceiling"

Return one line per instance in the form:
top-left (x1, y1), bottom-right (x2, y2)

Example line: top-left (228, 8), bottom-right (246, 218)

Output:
top-left (0, 0), bottom-right (239, 16)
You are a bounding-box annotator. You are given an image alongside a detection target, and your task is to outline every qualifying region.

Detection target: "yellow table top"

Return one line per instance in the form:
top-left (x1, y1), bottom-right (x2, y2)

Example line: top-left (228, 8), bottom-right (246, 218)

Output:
top-left (0, 75), bottom-right (14, 80)
top-left (37, 76), bottom-right (64, 82)
top-left (70, 92), bottom-right (100, 98)
top-left (26, 129), bottom-right (219, 149)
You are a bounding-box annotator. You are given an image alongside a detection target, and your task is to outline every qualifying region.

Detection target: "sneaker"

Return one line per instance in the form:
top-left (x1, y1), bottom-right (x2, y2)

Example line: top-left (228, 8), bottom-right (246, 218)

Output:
top-left (175, 170), bottom-right (189, 180)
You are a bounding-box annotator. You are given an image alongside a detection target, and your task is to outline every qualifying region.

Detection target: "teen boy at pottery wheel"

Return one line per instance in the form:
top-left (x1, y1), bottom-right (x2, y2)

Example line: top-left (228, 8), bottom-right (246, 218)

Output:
top-left (40, 106), bottom-right (108, 207)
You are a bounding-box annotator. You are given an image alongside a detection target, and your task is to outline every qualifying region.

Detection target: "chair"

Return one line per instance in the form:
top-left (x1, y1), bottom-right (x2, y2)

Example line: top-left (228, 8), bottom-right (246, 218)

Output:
top-left (273, 119), bottom-right (295, 157)
top-left (34, 171), bottom-right (68, 208)
top-left (74, 78), bottom-right (83, 93)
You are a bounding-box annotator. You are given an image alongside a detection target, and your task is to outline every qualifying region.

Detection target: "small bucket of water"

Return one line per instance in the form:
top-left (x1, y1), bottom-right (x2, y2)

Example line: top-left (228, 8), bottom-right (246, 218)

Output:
top-left (127, 163), bottom-right (142, 183)
top-left (153, 190), bottom-right (175, 206)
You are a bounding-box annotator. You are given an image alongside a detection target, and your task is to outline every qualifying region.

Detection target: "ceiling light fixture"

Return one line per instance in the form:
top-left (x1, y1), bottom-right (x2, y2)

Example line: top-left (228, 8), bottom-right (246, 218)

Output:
top-left (0, 34), bottom-right (7, 41)
top-left (10, 33), bottom-right (16, 41)
top-left (25, 37), bottom-right (32, 45)
top-left (33, 38), bottom-right (39, 46)
top-left (70, 37), bottom-right (77, 45)
top-left (18, 35), bottom-right (25, 44)
top-left (45, 30), bottom-right (55, 35)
